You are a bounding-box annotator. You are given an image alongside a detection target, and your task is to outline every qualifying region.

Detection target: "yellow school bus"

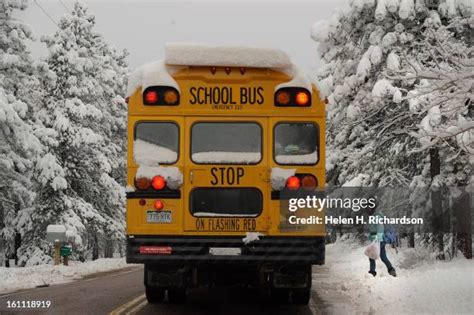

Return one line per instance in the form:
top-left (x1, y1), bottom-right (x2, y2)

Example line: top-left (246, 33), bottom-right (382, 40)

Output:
top-left (126, 44), bottom-right (325, 304)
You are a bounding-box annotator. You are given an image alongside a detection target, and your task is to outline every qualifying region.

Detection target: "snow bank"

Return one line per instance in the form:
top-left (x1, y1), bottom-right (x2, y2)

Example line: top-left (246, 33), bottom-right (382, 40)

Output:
top-left (192, 152), bottom-right (261, 164)
top-left (275, 151), bottom-right (318, 164)
top-left (126, 60), bottom-right (184, 97)
top-left (135, 165), bottom-right (183, 189)
top-left (0, 258), bottom-right (133, 294)
top-left (165, 42), bottom-right (292, 68)
top-left (313, 240), bottom-right (474, 314)
top-left (270, 167), bottom-right (296, 190)
top-left (242, 232), bottom-right (264, 244)
top-left (133, 139), bottom-right (177, 165)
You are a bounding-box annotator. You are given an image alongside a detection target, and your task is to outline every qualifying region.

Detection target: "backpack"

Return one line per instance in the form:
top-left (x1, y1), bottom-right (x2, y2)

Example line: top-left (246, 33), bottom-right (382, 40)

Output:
top-left (383, 224), bottom-right (397, 245)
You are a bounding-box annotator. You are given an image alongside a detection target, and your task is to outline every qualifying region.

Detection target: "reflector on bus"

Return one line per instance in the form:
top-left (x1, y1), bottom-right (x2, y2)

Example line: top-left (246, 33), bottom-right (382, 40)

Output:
top-left (274, 88), bottom-right (311, 107)
top-left (143, 86), bottom-right (180, 106)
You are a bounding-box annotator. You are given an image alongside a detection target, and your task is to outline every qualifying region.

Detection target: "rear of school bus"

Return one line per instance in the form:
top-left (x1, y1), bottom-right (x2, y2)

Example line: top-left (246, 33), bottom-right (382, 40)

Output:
top-left (126, 44), bottom-right (326, 304)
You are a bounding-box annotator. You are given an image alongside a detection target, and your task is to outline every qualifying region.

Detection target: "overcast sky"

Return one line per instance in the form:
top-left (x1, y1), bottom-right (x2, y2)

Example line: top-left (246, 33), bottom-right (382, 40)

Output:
top-left (17, 0), bottom-right (348, 78)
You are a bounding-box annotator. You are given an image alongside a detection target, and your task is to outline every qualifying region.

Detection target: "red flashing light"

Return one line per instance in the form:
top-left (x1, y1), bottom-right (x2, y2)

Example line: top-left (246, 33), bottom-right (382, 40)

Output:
top-left (139, 199), bottom-right (146, 206)
top-left (144, 90), bottom-right (158, 104)
top-left (286, 176), bottom-right (301, 190)
top-left (151, 176), bottom-right (166, 190)
top-left (296, 92), bottom-right (309, 106)
top-left (154, 200), bottom-right (164, 210)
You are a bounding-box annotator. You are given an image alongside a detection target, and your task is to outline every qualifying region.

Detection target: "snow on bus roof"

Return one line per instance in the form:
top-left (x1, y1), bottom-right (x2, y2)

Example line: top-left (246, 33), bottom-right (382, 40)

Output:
top-left (164, 42), bottom-right (292, 68)
top-left (126, 43), bottom-right (313, 97)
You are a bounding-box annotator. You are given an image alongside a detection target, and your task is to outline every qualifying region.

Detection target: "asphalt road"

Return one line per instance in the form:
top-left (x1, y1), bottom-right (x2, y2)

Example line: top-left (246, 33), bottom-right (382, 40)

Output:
top-left (0, 265), bottom-right (342, 315)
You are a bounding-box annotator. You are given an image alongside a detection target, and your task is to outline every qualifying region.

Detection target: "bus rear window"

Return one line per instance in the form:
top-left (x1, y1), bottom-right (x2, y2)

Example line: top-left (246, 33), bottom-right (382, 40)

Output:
top-left (191, 188), bottom-right (262, 217)
top-left (274, 123), bottom-right (318, 165)
top-left (134, 122), bottom-right (179, 165)
top-left (191, 122), bottom-right (262, 164)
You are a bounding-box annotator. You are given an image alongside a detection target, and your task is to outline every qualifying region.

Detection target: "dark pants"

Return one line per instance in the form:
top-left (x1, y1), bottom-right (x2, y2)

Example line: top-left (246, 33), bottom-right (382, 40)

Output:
top-left (369, 241), bottom-right (394, 272)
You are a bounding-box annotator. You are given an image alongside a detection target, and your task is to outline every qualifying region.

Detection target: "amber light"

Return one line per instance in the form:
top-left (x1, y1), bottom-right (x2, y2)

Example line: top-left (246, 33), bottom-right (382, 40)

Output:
top-left (151, 176), bottom-right (166, 190)
top-left (301, 175), bottom-right (318, 190)
top-left (144, 90), bottom-right (158, 104)
top-left (164, 90), bottom-right (178, 104)
top-left (135, 177), bottom-right (151, 190)
top-left (296, 92), bottom-right (309, 106)
top-left (286, 176), bottom-right (301, 190)
top-left (154, 200), bottom-right (164, 210)
top-left (276, 91), bottom-right (291, 105)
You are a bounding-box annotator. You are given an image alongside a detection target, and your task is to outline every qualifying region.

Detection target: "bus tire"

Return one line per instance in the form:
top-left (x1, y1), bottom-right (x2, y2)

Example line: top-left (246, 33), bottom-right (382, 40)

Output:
top-left (168, 288), bottom-right (187, 304)
top-left (292, 289), bottom-right (311, 305)
top-left (145, 286), bottom-right (165, 304)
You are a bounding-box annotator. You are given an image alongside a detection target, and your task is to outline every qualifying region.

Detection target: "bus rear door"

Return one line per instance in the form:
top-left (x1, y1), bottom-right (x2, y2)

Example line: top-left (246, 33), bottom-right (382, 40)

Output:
top-left (183, 116), bottom-right (270, 234)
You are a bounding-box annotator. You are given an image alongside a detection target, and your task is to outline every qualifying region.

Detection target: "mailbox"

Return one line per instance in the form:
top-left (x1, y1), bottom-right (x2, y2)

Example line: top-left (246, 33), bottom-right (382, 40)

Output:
top-left (46, 225), bottom-right (67, 243)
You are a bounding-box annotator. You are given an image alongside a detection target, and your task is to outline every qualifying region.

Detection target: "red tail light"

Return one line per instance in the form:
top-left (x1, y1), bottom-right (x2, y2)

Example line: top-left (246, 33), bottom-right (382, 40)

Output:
top-left (301, 175), bottom-right (318, 190)
top-left (151, 176), bottom-right (166, 190)
top-left (296, 92), bottom-right (309, 106)
top-left (154, 200), bottom-right (164, 210)
top-left (286, 176), bottom-right (301, 190)
top-left (135, 177), bottom-right (151, 190)
top-left (144, 90), bottom-right (158, 104)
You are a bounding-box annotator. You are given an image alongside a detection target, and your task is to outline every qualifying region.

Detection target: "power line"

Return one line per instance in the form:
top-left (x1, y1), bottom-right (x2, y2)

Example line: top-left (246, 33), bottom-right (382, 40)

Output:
top-left (34, 0), bottom-right (58, 27)
top-left (58, 0), bottom-right (70, 13)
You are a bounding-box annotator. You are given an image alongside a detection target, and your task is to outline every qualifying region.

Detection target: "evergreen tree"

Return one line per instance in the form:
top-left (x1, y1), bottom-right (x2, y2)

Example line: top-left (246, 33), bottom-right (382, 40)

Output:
top-left (0, 0), bottom-right (44, 266)
top-left (312, 0), bottom-right (472, 256)
top-left (19, 2), bottom-right (128, 264)
top-left (312, 0), bottom-right (471, 187)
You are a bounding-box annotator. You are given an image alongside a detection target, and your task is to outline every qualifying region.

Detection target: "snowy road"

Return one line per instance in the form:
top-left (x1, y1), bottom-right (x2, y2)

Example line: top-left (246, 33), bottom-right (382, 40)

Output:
top-left (0, 265), bottom-right (339, 315)
top-left (0, 242), bottom-right (472, 314)
top-left (0, 267), bottom-right (144, 315)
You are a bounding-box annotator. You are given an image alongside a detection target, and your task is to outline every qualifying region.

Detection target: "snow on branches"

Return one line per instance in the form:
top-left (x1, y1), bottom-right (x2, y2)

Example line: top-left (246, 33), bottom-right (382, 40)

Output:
top-left (312, 0), bottom-right (472, 188)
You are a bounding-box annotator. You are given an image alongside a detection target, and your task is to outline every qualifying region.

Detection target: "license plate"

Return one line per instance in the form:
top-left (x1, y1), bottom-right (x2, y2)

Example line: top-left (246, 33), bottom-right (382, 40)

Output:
top-left (146, 211), bottom-right (172, 223)
top-left (209, 247), bottom-right (241, 256)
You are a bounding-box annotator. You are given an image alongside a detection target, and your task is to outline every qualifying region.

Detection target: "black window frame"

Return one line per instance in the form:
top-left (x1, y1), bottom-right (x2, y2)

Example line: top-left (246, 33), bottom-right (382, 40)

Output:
top-left (190, 121), bottom-right (264, 165)
top-left (273, 121), bottom-right (319, 166)
top-left (133, 120), bottom-right (180, 165)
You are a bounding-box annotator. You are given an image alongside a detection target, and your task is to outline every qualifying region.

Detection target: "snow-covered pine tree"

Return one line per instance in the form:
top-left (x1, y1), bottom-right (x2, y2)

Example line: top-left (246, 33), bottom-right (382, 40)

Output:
top-left (313, 0), bottom-right (426, 187)
top-left (19, 2), bottom-right (128, 264)
top-left (0, 0), bottom-right (44, 266)
top-left (312, 0), bottom-right (471, 187)
top-left (312, 0), bottom-right (472, 255)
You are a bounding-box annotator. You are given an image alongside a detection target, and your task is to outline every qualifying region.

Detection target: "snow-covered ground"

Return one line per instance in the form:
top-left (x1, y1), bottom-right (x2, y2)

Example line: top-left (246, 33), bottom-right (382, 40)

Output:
top-left (0, 258), bottom-right (133, 294)
top-left (313, 240), bottom-right (474, 314)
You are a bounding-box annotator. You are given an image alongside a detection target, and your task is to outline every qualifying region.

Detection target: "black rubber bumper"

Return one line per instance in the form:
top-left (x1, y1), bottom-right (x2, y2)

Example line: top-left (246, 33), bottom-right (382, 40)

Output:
top-left (126, 235), bottom-right (325, 265)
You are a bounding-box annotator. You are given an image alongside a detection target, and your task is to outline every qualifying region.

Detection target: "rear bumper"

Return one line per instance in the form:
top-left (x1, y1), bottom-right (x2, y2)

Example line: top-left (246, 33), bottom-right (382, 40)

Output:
top-left (126, 235), bottom-right (325, 265)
